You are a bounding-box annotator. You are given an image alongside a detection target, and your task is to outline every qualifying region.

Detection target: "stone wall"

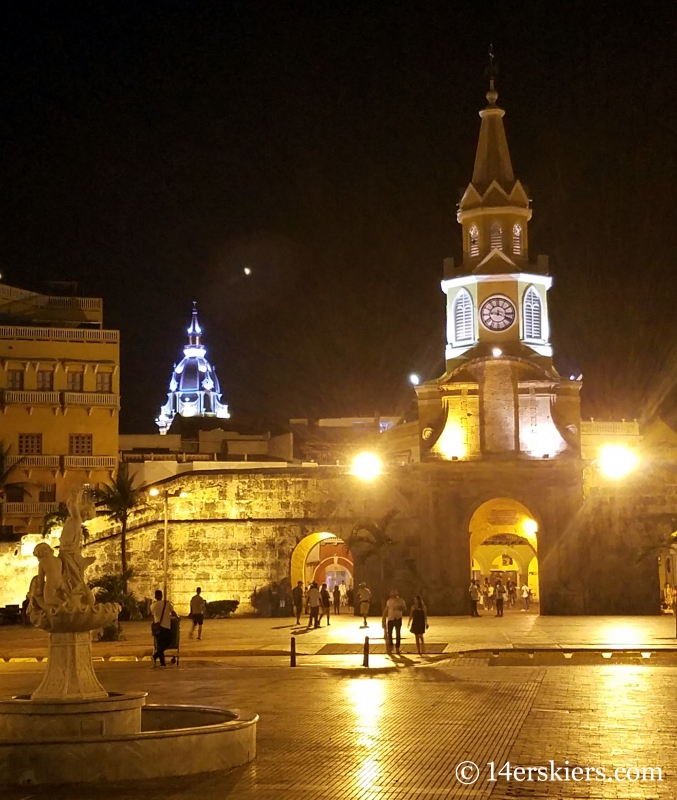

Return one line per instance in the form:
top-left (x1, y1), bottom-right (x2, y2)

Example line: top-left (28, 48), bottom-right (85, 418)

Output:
top-left (76, 459), bottom-right (677, 618)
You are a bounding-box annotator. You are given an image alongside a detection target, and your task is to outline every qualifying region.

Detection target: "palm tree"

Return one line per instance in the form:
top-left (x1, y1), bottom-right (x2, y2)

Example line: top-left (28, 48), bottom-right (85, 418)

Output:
top-left (0, 442), bottom-right (27, 535)
top-left (93, 469), bottom-right (146, 589)
top-left (39, 502), bottom-right (69, 538)
top-left (347, 508), bottom-right (399, 593)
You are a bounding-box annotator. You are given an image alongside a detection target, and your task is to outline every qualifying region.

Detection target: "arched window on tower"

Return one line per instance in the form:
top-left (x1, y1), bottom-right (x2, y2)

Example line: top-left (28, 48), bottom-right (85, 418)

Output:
top-left (453, 289), bottom-right (474, 343)
top-left (468, 225), bottom-right (480, 257)
top-left (490, 221), bottom-right (502, 250)
top-left (523, 286), bottom-right (542, 340)
top-left (512, 224), bottom-right (523, 256)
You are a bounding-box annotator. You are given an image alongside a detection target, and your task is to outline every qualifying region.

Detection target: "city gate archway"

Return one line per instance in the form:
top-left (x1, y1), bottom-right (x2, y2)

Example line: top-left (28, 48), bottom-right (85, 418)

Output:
top-left (290, 532), bottom-right (355, 590)
top-left (469, 498), bottom-right (540, 608)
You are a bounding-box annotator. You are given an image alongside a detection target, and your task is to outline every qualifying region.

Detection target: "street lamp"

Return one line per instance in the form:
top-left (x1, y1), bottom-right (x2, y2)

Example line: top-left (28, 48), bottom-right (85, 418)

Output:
top-left (149, 487), bottom-right (189, 596)
top-left (598, 444), bottom-right (640, 480)
top-left (351, 452), bottom-right (382, 481)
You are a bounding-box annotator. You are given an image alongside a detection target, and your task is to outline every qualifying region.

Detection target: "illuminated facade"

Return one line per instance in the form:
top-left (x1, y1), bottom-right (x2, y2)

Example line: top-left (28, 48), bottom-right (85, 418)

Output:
top-left (156, 304), bottom-right (230, 434)
top-left (416, 78), bottom-right (581, 462)
top-left (0, 282), bottom-right (119, 536)
top-left (4, 80), bottom-right (671, 618)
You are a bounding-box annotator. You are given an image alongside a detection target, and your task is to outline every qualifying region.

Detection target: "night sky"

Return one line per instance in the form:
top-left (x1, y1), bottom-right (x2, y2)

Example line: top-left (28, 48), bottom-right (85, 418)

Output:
top-left (1, 2), bottom-right (676, 433)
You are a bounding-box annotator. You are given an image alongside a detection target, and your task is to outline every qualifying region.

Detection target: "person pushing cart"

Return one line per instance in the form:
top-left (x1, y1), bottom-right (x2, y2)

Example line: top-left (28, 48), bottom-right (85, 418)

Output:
top-left (150, 589), bottom-right (180, 667)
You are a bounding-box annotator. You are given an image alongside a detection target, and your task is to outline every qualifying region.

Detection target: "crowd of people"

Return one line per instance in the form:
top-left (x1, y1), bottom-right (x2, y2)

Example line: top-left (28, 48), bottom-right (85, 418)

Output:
top-left (468, 577), bottom-right (533, 616)
top-left (149, 573), bottom-right (536, 665)
top-left (292, 579), bottom-right (355, 627)
top-left (292, 580), bottom-right (430, 654)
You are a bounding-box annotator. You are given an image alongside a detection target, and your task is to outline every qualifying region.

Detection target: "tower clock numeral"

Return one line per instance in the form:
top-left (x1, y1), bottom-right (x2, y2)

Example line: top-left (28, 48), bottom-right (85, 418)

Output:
top-left (479, 295), bottom-right (516, 332)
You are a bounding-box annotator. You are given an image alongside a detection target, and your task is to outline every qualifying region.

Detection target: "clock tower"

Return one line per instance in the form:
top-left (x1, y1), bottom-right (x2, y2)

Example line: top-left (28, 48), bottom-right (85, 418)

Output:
top-left (417, 76), bottom-right (581, 459)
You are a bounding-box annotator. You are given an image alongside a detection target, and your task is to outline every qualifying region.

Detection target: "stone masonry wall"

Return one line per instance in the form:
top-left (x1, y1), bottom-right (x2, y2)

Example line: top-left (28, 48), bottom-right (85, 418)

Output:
top-left (78, 459), bottom-right (677, 618)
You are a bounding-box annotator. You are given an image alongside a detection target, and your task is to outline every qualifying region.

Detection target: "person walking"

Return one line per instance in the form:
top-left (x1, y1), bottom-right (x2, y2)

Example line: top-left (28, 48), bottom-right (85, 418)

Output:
top-left (332, 584), bottom-right (341, 615)
top-left (339, 581), bottom-right (347, 607)
top-left (318, 583), bottom-right (331, 626)
top-left (357, 582), bottom-right (371, 628)
top-left (269, 582), bottom-right (279, 618)
top-left (484, 578), bottom-right (493, 611)
top-left (469, 580), bottom-right (481, 617)
top-left (346, 586), bottom-right (354, 610)
top-left (494, 579), bottom-right (506, 617)
top-left (151, 589), bottom-right (178, 667)
top-left (507, 579), bottom-right (517, 608)
top-left (408, 595), bottom-right (428, 655)
top-left (382, 589), bottom-right (408, 654)
top-left (292, 580), bottom-right (304, 625)
top-left (306, 582), bottom-right (321, 629)
top-left (521, 582), bottom-right (531, 611)
top-left (189, 587), bottom-right (207, 640)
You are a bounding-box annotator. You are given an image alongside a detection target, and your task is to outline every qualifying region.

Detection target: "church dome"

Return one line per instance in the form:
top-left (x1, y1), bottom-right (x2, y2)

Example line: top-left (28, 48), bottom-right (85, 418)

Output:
top-left (156, 304), bottom-right (230, 434)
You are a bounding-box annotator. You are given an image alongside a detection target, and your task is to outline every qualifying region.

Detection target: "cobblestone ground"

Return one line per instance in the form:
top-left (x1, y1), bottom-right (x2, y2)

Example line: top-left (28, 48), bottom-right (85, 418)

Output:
top-left (2, 613), bottom-right (675, 659)
top-left (2, 659), bottom-right (675, 799)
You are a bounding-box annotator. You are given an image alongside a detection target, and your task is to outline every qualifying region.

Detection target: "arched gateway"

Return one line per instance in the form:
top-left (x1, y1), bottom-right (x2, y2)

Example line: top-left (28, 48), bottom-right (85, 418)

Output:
top-left (469, 498), bottom-right (539, 608)
top-left (290, 532), bottom-right (355, 591)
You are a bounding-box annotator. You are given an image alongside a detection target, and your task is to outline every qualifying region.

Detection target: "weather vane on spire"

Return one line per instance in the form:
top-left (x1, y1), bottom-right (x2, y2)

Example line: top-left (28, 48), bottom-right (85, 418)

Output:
top-left (486, 43), bottom-right (499, 106)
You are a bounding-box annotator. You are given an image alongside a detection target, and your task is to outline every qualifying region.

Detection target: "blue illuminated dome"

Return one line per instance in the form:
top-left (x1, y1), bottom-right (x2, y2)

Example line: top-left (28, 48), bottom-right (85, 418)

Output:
top-left (156, 303), bottom-right (230, 434)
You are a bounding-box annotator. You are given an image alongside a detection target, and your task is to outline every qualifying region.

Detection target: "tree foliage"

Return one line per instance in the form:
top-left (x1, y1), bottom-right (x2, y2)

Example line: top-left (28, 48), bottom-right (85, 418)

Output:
top-left (93, 469), bottom-right (147, 586)
top-left (39, 502), bottom-right (69, 538)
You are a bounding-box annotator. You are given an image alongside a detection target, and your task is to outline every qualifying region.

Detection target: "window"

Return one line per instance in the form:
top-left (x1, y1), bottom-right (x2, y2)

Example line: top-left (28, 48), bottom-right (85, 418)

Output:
top-left (39, 484), bottom-right (56, 503)
top-left (67, 371), bottom-right (84, 392)
top-left (7, 370), bottom-right (24, 390)
top-left (468, 225), bottom-right (480, 257)
top-left (490, 221), bottom-right (502, 250)
top-left (512, 223), bottom-right (523, 256)
top-left (453, 289), bottom-right (474, 343)
top-left (69, 434), bottom-right (93, 455)
top-left (82, 483), bottom-right (98, 503)
top-left (19, 433), bottom-right (42, 455)
top-left (96, 372), bottom-right (112, 393)
top-left (37, 370), bottom-right (54, 391)
top-left (523, 286), bottom-right (542, 340)
top-left (5, 485), bottom-right (24, 503)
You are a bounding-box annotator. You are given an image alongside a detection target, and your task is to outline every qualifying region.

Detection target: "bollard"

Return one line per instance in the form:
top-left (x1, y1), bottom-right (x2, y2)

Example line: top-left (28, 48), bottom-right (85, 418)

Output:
top-left (362, 636), bottom-right (369, 668)
top-left (290, 636), bottom-right (297, 667)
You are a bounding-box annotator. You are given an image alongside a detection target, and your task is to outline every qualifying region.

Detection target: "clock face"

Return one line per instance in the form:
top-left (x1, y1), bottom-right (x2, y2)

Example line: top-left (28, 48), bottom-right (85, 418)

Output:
top-left (479, 295), bottom-right (516, 331)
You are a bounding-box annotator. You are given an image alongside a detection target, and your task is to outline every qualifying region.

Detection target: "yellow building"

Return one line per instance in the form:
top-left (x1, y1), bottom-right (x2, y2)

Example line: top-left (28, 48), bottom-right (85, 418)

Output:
top-left (0, 282), bottom-right (119, 535)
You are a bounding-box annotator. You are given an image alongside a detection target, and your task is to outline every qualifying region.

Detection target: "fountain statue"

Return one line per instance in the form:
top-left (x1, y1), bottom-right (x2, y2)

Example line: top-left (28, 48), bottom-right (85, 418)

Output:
top-left (27, 489), bottom-right (120, 699)
top-left (0, 486), bottom-right (257, 787)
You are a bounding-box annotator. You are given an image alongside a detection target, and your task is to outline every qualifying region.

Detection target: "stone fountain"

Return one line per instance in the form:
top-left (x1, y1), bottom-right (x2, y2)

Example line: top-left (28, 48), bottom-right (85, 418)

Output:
top-left (0, 490), bottom-right (257, 787)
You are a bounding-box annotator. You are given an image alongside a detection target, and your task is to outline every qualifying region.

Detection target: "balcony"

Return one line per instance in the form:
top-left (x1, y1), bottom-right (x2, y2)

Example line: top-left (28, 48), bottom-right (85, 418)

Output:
top-left (2, 391), bottom-right (119, 412)
top-left (0, 326), bottom-right (117, 343)
top-left (62, 456), bottom-right (118, 469)
top-left (63, 392), bottom-right (119, 409)
top-left (0, 284), bottom-right (103, 325)
top-left (3, 391), bottom-right (60, 406)
top-left (7, 455), bottom-right (60, 469)
top-left (4, 502), bottom-right (59, 516)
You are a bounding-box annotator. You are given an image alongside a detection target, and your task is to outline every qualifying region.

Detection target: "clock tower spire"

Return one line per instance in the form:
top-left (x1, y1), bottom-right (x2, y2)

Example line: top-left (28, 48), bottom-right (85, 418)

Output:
top-left (443, 63), bottom-right (548, 366)
top-left (415, 63), bottom-right (581, 461)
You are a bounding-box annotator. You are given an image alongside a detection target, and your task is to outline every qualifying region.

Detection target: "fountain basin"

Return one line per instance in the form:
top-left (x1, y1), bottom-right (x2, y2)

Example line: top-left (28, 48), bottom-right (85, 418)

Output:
top-left (0, 692), bottom-right (147, 741)
top-left (0, 700), bottom-right (258, 786)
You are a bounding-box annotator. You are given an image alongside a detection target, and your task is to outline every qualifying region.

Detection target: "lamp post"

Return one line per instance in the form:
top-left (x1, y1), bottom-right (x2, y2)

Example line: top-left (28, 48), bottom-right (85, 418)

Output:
top-left (149, 487), bottom-right (188, 597)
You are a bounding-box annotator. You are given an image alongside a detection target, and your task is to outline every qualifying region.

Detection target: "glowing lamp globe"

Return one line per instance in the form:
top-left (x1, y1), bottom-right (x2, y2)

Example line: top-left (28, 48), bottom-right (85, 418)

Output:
top-left (598, 444), bottom-right (639, 480)
top-left (351, 452), bottom-right (382, 481)
top-left (149, 488), bottom-right (160, 497)
top-left (522, 518), bottom-right (538, 536)
top-left (492, 347), bottom-right (502, 357)
top-left (409, 373), bottom-right (421, 386)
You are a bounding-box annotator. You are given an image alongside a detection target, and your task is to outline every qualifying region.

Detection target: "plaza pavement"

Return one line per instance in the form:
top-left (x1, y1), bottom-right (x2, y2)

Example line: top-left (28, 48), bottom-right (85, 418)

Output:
top-left (1, 655), bottom-right (676, 798)
top-left (1, 609), bottom-right (677, 661)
